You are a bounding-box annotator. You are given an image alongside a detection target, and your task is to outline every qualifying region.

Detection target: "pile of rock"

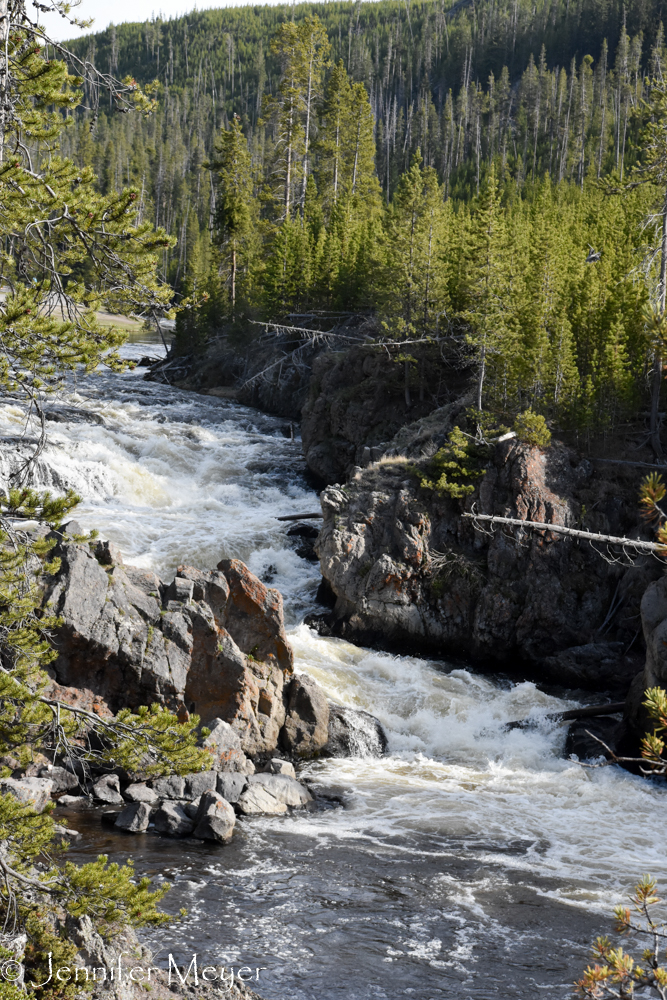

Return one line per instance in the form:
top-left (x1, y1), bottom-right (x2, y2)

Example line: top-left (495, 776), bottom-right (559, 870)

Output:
top-left (93, 757), bottom-right (311, 843)
top-left (0, 528), bottom-right (390, 848)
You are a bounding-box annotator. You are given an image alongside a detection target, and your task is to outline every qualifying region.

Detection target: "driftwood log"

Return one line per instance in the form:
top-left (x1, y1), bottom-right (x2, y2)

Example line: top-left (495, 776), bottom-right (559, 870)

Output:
top-left (505, 702), bottom-right (626, 731)
top-left (462, 511), bottom-right (664, 553)
top-left (276, 512), bottom-right (323, 521)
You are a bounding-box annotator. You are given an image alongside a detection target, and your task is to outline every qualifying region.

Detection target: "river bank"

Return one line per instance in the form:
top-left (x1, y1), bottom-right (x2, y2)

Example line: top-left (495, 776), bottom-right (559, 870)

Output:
top-left (3, 335), bottom-right (666, 999)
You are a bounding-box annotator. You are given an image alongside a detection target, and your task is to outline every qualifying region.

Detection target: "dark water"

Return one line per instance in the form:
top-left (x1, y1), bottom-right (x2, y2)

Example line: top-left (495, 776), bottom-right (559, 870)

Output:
top-left (60, 804), bottom-right (600, 1000)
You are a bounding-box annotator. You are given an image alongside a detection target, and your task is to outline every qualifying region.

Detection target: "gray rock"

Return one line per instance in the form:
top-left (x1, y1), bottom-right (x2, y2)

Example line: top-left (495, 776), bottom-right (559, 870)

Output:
top-left (183, 771), bottom-right (217, 800)
top-left (280, 673), bottom-right (330, 757)
top-left (204, 717), bottom-right (243, 751)
top-left (123, 782), bottom-right (158, 804)
top-left (56, 794), bottom-right (91, 808)
top-left (184, 797), bottom-right (201, 819)
top-left (202, 718), bottom-right (253, 773)
top-left (642, 576), bottom-right (667, 643)
top-left (53, 823), bottom-right (82, 841)
top-left (150, 775), bottom-right (186, 800)
top-left (193, 791), bottom-right (236, 843)
top-left (325, 705), bottom-right (387, 757)
top-left (94, 539), bottom-right (124, 566)
top-left (152, 801), bottom-right (194, 837)
top-left (236, 783), bottom-right (287, 816)
top-left (248, 773), bottom-right (312, 807)
top-left (565, 717), bottom-right (621, 762)
top-left (216, 773), bottom-right (248, 803)
top-left (92, 774), bottom-right (124, 806)
top-left (37, 765), bottom-right (79, 794)
top-left (261, 758), bottom-right (296, 778)
top-left (0, 777), bottom-right (53, 813)
top-left (0, 933), bottom-right (26, 988)
top-left (41, 545), bottom-right (298, 760)
top-left (64, 914), bottom-right (118, 981)
top-left (165, 576), bottom-right (195, 604)
top-left (115, 801), bottom-right (152, 833)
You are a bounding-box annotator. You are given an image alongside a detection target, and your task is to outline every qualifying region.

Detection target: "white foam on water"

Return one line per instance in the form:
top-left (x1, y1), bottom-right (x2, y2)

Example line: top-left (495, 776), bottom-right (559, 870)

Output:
top-left (280, 624), bottom-right (667, 912)
top-left (0, 353), bottom-right (317, 618)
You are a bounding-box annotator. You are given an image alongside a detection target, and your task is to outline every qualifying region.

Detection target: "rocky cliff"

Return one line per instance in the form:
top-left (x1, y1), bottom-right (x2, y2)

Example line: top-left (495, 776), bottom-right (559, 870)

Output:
top-left (299, 345), bottom-right (471, 483)
top-left (41, 526), bottom-right (332, 758)
top-left (310, 426), bottom-right (656, 694)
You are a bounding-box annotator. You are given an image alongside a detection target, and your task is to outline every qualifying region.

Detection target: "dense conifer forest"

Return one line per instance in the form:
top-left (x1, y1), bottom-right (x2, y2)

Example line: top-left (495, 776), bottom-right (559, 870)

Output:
top-left (53, 0), bottom-right (667, 437)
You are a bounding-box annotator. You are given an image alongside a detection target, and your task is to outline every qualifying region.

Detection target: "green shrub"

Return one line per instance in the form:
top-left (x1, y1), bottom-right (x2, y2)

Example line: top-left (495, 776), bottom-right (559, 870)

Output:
top-left (513, 410), bottom-right (552, 448)
top-left (412, 427), bottom-right (488, 499)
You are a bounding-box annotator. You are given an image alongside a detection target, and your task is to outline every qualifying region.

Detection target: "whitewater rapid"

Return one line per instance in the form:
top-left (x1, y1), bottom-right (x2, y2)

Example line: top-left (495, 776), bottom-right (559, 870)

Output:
top-left (4, 336), bottom-right (666, 999)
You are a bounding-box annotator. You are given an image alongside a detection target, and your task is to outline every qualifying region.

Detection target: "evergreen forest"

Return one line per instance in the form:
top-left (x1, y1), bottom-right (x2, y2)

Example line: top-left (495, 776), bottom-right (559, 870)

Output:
top-left (54, 0), bottom-right (667, 437)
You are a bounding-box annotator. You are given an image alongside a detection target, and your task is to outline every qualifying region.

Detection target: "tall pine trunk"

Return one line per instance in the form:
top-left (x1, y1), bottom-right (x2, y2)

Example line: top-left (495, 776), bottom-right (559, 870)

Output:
top-left (0, 0), bottom-right (8, 164)
top-left (650, 186), bottom-right (667, 458)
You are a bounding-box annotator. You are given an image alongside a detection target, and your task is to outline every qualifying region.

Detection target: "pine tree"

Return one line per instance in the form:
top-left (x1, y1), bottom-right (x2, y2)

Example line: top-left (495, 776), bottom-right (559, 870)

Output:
top-left (316, 60), bottom-right (352, 211)
top-left (461, 165), bottom-right (514, 412)
top-left (615, 79), bottom-right (667, 456)
top-left (209, 114), bottom-right (257, 314)
top-left (380, 150), bottom-right (448, 406)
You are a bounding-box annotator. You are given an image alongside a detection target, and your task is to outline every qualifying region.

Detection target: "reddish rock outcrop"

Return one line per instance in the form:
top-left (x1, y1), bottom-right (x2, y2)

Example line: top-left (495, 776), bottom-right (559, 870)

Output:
top-left (41, 533), bottom-right (303, 757)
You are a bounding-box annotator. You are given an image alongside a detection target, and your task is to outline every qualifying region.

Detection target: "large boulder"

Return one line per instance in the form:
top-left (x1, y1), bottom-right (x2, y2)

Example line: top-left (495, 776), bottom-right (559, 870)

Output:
top-left (40, 541), bottom-right (305, 758)
top-left (192, 791), bottom-right (236, 843)
top-left (91, 774), bottom-right (124, 805)
top-left (123, 782), bottom-right (158, 804)
top-left (236, 784), bottom-right (287, 816)
top-left (280, 673), bottom-right (330, 757)
top-left (183, 771), bottom-right (217, 799)
top-left (149, 775), bottom-right (185, 799)
top-left (0, 777), bottom-right (53, 813)
top-left (325, 705), bottom-right (387, 757)
top-left (216, 773), bottom-right (248, 803)
top-left (201, 718), bottom-right (254, 772)
top-left (115, 801), bottom-right (151, 833)
top-left (642, 577), bottom-right (667, 689)
top-left (37, 764), bottom-right (79, 794)
top-left (260, 758), bottom-right (296, 778)
top-left (247, 773), bottom-right (312, 807)
top-left (152, 801), bottom-right (194, 837)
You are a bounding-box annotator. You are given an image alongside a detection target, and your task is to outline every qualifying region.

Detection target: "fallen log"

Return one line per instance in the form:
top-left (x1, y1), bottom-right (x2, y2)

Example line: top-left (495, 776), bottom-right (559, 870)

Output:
top-left (592, 457), bottom-right (667, 471)
top-left (505, 702), bottom-right (626, 731)
top-left (462, 511), bottom-right (664, 553)
top-left (275, 512), bottom-right (323, 521)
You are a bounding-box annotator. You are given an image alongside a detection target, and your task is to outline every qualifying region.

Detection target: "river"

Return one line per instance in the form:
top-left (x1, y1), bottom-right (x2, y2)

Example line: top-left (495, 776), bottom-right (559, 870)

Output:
top-left (3, 336), bottom-right (666, 999)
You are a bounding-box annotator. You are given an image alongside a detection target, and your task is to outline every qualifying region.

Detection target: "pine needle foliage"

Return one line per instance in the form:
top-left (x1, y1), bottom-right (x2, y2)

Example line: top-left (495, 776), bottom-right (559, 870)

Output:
top-left (412, 426), bottom-right (489, 499)
top-left (639, 472), bottom-right (667, 552)
top-left (513, 410), bottom-right (552, 448)
top-left (576, 875), bottom-right (667, 998)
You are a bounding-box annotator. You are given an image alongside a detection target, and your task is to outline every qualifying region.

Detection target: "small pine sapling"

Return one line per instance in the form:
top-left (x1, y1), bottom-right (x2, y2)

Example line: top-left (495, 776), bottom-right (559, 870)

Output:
top-left (576, 875), bottom-right (667, 998)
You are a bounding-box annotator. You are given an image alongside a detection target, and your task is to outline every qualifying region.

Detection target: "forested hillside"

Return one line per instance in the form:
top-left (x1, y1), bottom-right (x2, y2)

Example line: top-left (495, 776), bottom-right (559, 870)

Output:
top-left (53, 0), bottom-right (667, 441)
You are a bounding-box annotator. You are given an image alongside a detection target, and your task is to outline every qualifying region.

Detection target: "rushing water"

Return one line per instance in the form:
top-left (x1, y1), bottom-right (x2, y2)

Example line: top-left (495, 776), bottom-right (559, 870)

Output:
top-left (3, 337), bottom-right (666, 999)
